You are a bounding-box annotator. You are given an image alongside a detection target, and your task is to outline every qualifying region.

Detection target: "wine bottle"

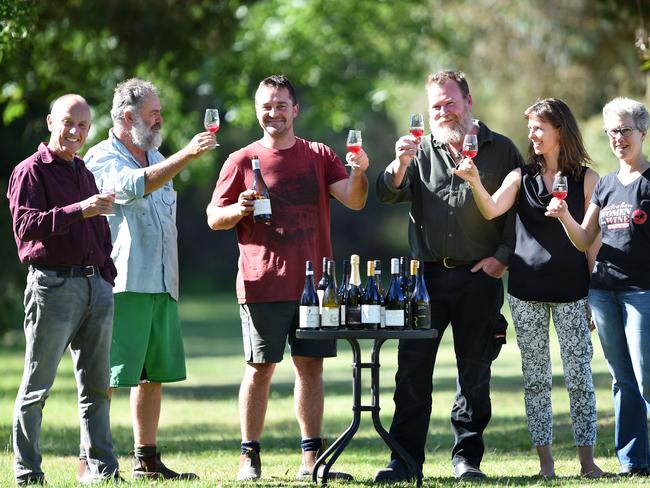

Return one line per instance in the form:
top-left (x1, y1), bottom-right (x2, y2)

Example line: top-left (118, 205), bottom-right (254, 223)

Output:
top-left (316, 256), bottom-right (329, 313)
top-left (251, 155), bottom-right (272, 224)
top-left (384, 258), bottom-right (406, 330)
top-left (299, 260), bottom-right (320, 329)
top-left (345, 254), bottom-right (363, 329)
top-left (361, 260), bottom-right (381, 330)
top-left (374, 259), bottom-right (386, 329)
top-left (338, 259), bottom-right (350, 327)
top-left (321, 260), bottom-right (340, 330)
top-left (400, 257), bottom-right (411, 325)
top-left (408, 259), bottom-right (417, 297)
top-left (410, 260), bottom-right (431, 329)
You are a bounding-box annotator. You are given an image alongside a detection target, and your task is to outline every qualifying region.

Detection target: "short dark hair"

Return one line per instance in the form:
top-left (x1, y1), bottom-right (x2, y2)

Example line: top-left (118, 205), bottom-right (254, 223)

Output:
top-left (524, 98), bottom-right (591, 180)
top-left (426, 70), bottom-right (470, 99)
top-left (257, 74), bottom-right (298, 105)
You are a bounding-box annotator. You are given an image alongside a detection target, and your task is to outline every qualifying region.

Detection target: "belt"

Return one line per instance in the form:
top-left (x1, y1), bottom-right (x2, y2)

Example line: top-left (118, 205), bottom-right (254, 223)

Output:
top-left (430, 258), bottom-right (476, 269)
top-left (30, 264), bottom-right (99, 278)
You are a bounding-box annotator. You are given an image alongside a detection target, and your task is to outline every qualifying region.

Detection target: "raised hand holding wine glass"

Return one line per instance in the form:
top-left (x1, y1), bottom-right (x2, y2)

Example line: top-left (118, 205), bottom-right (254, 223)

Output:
top-left (204, 108), bottom-right (220, 148)
top-left (346, 130), bottom-right (362, 168)
top-left (551, 173), bottom-right (568, 200)
top-left (409, 113), bottom-right (425, 143)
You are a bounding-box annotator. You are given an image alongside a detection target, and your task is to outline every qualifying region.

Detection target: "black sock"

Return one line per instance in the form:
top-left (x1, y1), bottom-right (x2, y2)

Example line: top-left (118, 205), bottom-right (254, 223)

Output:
top-left (300, 437), bottom-right (322, 452)
top-left (241, 441), bottom-right (260, 455)
top-left (134, 445), bottom-right (157, 458)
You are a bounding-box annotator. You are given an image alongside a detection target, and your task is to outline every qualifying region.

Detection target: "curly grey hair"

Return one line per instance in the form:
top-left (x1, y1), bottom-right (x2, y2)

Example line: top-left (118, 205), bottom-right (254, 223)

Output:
top-left (602, 97), bottom-right (650, 132)
top-left (110, 78), bottom-right (158, 126)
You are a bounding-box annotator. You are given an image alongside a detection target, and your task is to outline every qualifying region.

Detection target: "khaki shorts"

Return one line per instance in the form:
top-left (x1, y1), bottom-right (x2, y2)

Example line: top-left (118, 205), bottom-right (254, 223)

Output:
top-left (110, 292), bottom-right (187, 387)
top-left (240, 301), bottom-right (337, 363)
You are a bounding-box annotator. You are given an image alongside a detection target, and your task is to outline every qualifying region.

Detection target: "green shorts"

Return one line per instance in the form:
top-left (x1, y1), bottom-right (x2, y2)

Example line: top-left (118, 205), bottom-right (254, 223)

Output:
top-left (240, 301), bottom-right (337, 363)
top-left (110, 292), bottom-right (187, 387)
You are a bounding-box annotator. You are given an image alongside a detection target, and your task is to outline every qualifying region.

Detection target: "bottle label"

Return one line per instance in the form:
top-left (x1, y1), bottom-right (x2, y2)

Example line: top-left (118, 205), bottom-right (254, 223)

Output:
top-left (253, 198), bottom-right (272, 216)
top-left (385, 309), bottom-right (405, 327)
top-left (380, 306), bottom-right (386, 328)
top-left (340, 305), bottom-right (346, 325)
top-left (361, 304), bottom-right (381, 324)
top-left (299, 306), bottom-right (320, 329)
top-left (412, 304), bottom-right (431, 329)
top-left (346, 306), bottom-right (361, 326)
top-left (321, 307), bottom-right (339, 328)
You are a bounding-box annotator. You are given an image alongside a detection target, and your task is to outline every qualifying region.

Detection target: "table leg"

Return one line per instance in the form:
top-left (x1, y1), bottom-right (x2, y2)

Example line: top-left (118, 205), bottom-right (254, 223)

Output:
top-left (370, 339), bottom-right (423, 487)
top-left (312, 338), bottom-right (363, 485)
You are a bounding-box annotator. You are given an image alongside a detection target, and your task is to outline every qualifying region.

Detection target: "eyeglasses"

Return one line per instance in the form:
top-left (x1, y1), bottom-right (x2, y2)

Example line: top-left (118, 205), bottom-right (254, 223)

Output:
top-left (604, 126), bottom-right (635, 138)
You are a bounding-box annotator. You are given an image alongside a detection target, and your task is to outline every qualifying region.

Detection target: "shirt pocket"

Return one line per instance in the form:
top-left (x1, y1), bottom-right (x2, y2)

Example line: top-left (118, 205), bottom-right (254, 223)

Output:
top-left (160, 185), bottom-right (177, 219)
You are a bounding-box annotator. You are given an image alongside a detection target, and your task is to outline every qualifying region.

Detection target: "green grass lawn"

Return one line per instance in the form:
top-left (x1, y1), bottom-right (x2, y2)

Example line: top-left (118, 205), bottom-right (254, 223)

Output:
top-left (0, 292), bottom-right (647, 486)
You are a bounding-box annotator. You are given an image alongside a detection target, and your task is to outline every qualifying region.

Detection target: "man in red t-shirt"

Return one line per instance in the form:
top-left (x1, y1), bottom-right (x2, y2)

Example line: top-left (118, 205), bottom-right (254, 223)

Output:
top-left (207, 74), bottom-right (368, 481)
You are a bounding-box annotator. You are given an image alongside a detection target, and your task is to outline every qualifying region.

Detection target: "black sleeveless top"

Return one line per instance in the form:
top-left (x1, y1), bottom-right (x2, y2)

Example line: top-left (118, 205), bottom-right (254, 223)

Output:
top-left (508, 166), bottom-right (590, 302)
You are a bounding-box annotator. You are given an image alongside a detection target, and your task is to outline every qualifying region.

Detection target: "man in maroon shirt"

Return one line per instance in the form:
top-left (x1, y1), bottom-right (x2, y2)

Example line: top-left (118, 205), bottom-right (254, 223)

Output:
top-left (7, 94), bottom-right (120, 485)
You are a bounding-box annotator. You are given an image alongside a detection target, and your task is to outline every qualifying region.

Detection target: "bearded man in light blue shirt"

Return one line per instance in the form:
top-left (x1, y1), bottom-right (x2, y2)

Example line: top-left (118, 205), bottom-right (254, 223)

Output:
top-left (85, 78), bottom-right (215, 481)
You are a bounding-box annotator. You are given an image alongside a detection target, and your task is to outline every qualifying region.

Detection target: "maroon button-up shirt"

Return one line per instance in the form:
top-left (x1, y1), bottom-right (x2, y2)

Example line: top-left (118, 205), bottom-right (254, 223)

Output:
top-left (7, 143), bottom-right (117, 285)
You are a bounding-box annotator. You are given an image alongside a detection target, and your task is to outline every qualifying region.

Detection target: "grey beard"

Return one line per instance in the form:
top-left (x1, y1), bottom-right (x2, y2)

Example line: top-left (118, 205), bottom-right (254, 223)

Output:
top-left (430, 114), bottom-right (474, 145)
top-left (130, 117), bottom-right (162, 151)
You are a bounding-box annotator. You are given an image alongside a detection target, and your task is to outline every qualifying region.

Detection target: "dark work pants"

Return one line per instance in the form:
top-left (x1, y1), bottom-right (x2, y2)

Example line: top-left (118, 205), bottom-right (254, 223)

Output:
top-left (389, 263), bottom-right (504, 469)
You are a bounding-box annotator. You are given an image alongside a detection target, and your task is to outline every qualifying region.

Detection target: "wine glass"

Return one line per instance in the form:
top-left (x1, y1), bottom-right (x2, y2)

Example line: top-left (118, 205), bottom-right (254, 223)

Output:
top-left (99, 178), bottom-right (116, 217)
top-left (409, 113), bottom-right (425, 141)
top-left (552, 174), bottom-right (568, 200)
top-left (346, 130), bottom-right (362, 167)
top-left (204, 109), bottom-right (220, 147)
top-left (462, 134), bottom-right (478, 159)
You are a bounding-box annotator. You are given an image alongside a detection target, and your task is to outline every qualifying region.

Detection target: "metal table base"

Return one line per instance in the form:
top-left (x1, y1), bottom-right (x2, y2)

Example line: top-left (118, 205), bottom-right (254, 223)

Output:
top-left (295, 328), bottom-right (437, 486)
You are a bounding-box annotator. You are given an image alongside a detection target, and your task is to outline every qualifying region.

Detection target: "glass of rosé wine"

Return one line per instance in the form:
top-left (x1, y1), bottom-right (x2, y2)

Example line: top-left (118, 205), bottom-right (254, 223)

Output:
top-left (409, 113), bottom-right (425, 142)
top-left (462, 134), bottom-right (478, 159)
top-left (346, 130), bottom-right (362, 167)
top-left (204, 109), bottom-right (220, 147)
top-left (552, 174), bottom-right (568, 200)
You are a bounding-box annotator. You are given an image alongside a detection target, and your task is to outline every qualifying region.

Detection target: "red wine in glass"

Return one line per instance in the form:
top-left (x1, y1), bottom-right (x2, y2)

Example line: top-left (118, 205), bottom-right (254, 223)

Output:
top-left (206, 123), bottom-right (220, 134)
top-left (204, 108), bottom-right (220, 147)
top-left (347, 143), bottom-right (362, 154)
top-left (462, 134), bottom-right (478, 159)
top-left (410, 128), bottom-right (424, 139)
top-left (552, 175), bottom-right (568, 200)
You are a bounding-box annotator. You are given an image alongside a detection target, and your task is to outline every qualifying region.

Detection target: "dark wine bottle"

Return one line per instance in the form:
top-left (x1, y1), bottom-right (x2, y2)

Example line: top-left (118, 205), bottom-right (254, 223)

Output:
top-left (345, 254), bottom-right (363, 329)
top-left (384, 258), bottom-right (406, 330)
top-left (251, 155), bottom-right (272, 224)
top-left (316, 256), bottom-right (329, 313)
top-left (361, 260), bottom-right (381, 330)
top-left (338, 259), bottom-right (350, 327)
top-left (320, 260), bottom-right (339, 330)
top-left (410, 260), bottom-right (431, 329)
top-left (299, 260), bottom-right (320, 329)
top-left (374, 259), bottom-right (386, 328)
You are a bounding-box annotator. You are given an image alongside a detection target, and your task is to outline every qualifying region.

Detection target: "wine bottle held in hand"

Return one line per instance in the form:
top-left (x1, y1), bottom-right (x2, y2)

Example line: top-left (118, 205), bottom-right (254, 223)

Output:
top-left (251, 155), bottom-right (272, 224)
top-left (299, 261), bottom-right (320, 329)
top-left (385, 258), bottom-right (407, 330)
top-left (320, 260), bottom-right (340, 330)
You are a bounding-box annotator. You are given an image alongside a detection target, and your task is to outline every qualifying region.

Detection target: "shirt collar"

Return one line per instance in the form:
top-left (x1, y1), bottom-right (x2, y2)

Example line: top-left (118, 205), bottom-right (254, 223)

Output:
top-left (38, 142), bottom-right (85, 167)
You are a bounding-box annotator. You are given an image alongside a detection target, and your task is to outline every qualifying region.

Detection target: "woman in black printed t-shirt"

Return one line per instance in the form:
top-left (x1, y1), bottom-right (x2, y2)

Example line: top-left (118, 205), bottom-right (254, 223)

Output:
top-left (547, 97), bottom-right (650, 477)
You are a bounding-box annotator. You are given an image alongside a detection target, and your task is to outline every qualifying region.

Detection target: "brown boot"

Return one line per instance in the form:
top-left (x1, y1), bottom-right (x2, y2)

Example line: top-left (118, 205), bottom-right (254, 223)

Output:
top-left (132, 452), bottom-right (198, 480)
top-left (237, 448), bottom-right (262, 481)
